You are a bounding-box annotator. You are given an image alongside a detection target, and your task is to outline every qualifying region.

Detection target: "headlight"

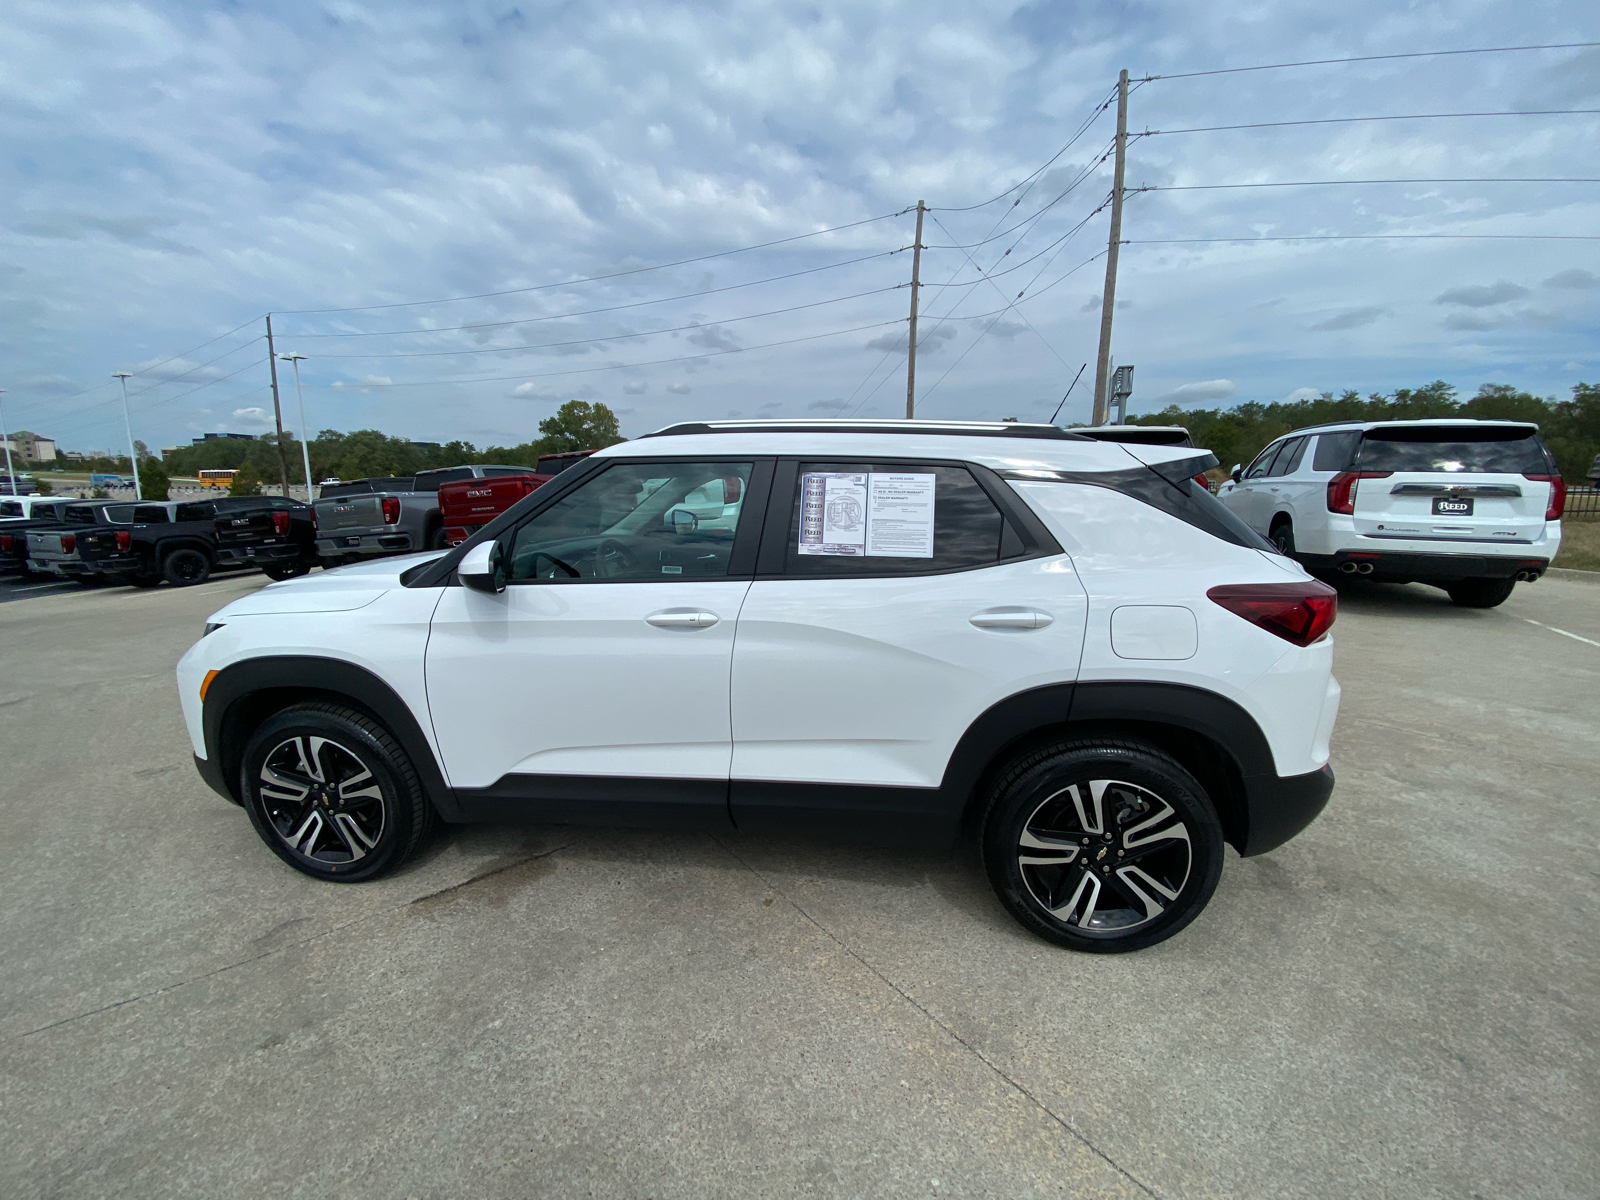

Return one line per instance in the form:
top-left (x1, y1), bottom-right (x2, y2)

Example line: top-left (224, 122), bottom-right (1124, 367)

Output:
top-left (203, 621), bottom-right (225, 637)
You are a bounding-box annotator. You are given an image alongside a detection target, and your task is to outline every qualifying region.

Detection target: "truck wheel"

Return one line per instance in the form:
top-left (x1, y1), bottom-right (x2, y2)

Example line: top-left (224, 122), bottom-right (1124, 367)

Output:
top-left (1446, 578), bottom-right (1515, 608)
top-left (982, 739), bottom-right (1225, 953)
top-left (162, 548), bottom-right (212, 587)
top-left (1269, 517), bottom-right (1295, 557)
top-left (240, 702), bottom-right (437, 882)
top-left (427, 525), bottom-right (449, 551)
top-left (262, 562), bottom-right (312, 581)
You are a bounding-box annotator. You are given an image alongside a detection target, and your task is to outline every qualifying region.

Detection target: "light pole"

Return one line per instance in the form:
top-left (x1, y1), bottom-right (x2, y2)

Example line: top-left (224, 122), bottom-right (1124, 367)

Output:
top-left (279, 354), bottom-right (315, 501)
top-left (0, 388), bottom-right (15, 495)
top-left (113, 373), bottom-right (142, 500)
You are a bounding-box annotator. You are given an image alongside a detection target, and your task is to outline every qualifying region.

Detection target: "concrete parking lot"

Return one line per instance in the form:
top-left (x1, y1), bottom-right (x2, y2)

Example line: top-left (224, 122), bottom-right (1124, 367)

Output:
top-left (1, 571), bottom-right (1596, 1199)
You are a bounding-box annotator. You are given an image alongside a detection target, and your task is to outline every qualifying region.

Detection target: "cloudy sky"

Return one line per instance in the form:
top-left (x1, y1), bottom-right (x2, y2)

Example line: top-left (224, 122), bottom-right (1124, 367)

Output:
top-left (2, 1), bottom-right (1596, 453)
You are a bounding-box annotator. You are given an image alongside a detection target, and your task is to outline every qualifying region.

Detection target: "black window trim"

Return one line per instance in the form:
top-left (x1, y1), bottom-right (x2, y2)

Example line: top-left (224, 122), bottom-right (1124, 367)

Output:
top-left (755, 455), bottom-right (1063, 582)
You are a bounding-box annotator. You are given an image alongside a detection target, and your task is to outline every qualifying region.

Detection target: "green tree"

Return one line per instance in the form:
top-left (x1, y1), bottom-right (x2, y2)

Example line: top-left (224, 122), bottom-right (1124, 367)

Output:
top-left (537, 400), bottom-right (623, 452)
top-left (138, 458), bottom-right (171, 500)
top-left (229, 466), bottom-right (262, 496)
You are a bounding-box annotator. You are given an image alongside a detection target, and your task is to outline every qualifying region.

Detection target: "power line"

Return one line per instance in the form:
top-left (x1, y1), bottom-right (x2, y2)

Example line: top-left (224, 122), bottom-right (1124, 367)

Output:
top-left (315, 318), bottom-right (906, 389)
top-left (279, 250), bottom-right (903, 339)
top-left (927, 212), bottom-right (1073, 369)
top-left (1143, 109), bottom-right (1600, 136)
top-left (1141, 42), bottom-right (1600, 83)
top-left (1139, 178), bottom-right (1600, 191)
top-left (1128, 234), bottom-right (1600, 244)
top-left (124, 336), bottom-right (264, 398)
top-left (274, 210), bottom-right (912, 316)
top-left (290, 286), bottom-right (904, 360)
top-left (921, 139), bottom-right (1116, 250)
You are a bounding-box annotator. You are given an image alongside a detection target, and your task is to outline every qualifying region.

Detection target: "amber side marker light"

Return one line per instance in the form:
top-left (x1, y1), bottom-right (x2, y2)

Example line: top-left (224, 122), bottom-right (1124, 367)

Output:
top-left (200, 670), bottom-right (219, 702)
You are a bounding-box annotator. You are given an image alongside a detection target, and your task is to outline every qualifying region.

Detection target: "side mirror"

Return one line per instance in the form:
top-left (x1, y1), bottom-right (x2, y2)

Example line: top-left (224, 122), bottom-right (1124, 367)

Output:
top-left (669, 509), bottom-right (699, 533)
top-left (720, 477), bottom-right (742, 505)
top-left (1230, 465), bottom-right (1242, 483)
top-left (458, 539), bottom-right (506, 594)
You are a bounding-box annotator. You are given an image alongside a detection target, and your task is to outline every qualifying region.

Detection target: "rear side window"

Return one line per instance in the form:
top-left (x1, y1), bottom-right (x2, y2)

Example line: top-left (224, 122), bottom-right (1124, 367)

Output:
top-left (414, 468), bottom-right (472, 492)
top-left (65, 506), bottom-right (101, 524)
top-left (1356, 427), bottom-right (1551, 474)
top-left (0, 502), bottom-right (19, 517)
top-left (1312, 432), bottom-right (1360, 472)
top-left (131, 505), bottom-right (170, 523)
top-left (784, 462), bottom-right (1010, 577)
top-left (176, 502), bottom-right (217, 521)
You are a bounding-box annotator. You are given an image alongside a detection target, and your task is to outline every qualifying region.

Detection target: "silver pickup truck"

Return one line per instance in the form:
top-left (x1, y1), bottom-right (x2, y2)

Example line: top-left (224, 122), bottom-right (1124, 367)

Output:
top-left (314, 465), bottom-right (532, 563)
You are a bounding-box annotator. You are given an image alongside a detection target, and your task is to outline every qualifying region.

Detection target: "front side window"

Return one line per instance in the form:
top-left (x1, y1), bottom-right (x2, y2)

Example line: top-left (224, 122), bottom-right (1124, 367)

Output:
top-left (1245, 442), bottom-right (1284, 479)
top-left (784, 462), bottom-right (1009, 577)
top-left (507, 461), bottom-right (753, 582)
top-left (1270, 437), bottom-right (1309, 477)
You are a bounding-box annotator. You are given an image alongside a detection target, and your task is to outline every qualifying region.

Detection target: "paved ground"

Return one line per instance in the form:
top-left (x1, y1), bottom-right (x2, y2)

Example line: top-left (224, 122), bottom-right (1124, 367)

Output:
top-left (1, 572), bottom-right (1595, 1199)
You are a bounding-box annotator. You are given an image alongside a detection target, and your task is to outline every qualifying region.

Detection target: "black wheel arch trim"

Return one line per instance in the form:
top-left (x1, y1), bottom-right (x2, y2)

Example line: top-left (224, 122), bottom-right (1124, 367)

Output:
top-left (198, 655), bottom-right (461, 820)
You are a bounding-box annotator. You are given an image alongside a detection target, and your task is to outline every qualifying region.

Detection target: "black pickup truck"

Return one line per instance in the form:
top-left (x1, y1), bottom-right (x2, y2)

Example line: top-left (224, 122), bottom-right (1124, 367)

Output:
top-left (0, 498), bottom-right (95, 577)
top-left (76, 496), bottom-right (317, 587)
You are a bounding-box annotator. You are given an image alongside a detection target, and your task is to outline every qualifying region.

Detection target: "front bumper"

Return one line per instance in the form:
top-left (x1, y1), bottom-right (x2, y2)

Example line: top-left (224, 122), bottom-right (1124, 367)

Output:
top-left (317, 531), bottom-right (412, 558)
top-left (1239, 763), bottom-right (1334, 856)
top-left (1300, 550), bottom-right (1550, 582)
top-left (193, 752), bottom-right (238, 804)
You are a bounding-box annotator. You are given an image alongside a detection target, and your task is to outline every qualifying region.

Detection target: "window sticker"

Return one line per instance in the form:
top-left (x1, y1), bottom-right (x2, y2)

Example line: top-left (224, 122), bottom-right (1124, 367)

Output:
top-left (798, 471), bottom-right (936, 558)
top-left (865, 473), bottom-right (935, 557)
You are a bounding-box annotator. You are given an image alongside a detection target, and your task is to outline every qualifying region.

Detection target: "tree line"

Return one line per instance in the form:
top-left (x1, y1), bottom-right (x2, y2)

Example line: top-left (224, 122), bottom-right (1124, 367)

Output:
top-left (1123, 382), bottom-right (1599, 482)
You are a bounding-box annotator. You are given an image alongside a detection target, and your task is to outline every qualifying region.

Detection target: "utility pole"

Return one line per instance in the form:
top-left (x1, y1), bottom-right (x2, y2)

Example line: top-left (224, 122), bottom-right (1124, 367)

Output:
top-left (0, 389), bottom-right (15, 495)
top-left (1092, 68), bottom-right (1130, 426)
top-left (264, 315), bottom-right (291, 497)
top-left (280, 354), bottom-right (316, 501)
top-left (905, 199), bottom-right (926, 419)
top-left (113, 373), bottom-right (143, 500)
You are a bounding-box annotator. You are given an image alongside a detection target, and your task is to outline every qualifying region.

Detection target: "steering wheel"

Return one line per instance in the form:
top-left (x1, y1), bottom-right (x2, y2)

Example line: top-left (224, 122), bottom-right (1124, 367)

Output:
top-left (533, 551), bottom-right (581, 579)
top-left (596, 538), bottom-right (636, 579)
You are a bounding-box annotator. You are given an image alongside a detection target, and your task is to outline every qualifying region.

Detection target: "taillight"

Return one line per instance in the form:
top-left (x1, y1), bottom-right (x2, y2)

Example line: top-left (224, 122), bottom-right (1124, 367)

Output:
top-left (1523, 473), bottom-right (1566, 521)
top-left (0, 535), bottom-right (11, 552)
top-left (1208, 581), bottom-right (1338, 647)
top-left (382, 497), bottom-right (401, 524)
top-left (272, 511), bottom-right (291, 535)
top-left (115, 530), bottom-right (131, 551)
top-left (1326, 471), bottom-right (1392, 515)
top-left (61, 534), bottom-right (76, 554)
top-left (1192, 474), bottom-right (1209, 491)
top-left (310, 507), bottom-right (317, 529)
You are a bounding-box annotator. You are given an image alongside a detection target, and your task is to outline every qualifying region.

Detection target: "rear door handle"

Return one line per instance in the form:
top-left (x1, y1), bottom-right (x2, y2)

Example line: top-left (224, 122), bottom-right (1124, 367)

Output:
top-left (970, 609), bottom-right (1053, 630)
top-left (646, 609), bottom-right (719, 629)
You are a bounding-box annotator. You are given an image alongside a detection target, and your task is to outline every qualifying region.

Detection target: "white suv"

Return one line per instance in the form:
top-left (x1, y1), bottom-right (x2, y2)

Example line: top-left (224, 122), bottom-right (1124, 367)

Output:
top-left (178, 421), bottom-right (1341, 953)
top-left (1218, 419), bottom-right (1565, 608)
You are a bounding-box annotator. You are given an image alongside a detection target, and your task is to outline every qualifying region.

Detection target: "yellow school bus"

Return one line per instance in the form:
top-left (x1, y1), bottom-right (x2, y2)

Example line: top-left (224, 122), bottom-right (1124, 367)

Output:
top-left (198, 469), bottom-right (238, 490)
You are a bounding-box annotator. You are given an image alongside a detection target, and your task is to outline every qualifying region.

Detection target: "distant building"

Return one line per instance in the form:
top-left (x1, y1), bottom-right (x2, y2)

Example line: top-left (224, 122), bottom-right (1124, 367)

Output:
top-left (191, 432), bottom-right (257, 444)
top-left (1, 431), bottom-right (58, 463)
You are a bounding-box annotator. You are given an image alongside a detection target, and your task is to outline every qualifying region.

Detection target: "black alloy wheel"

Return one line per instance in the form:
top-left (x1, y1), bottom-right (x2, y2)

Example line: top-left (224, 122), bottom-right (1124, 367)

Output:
top-left (1445, 577), bottom-right (1516, 608)
top-left (162, 547), bottom-right (212, 587)
top-left (983, 740), bottom-right (1224, 953)
top-left (1270, 519), bottom-right (1296, 557)
top-left (240, 702), bottom-right (435, 882)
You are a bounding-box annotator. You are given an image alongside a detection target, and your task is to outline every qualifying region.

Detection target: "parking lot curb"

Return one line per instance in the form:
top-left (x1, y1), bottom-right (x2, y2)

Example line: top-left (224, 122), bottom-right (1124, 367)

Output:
top-left (1546, 566), bottom-right (1600, 584)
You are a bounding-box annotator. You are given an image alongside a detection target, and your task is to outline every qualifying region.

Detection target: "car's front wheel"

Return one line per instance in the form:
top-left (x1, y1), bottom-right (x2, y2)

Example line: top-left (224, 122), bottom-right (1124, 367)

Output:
top-left (162, 547), bottom-right (212, 587)
top-left (982, 740), bottom-right (1225, 953)
top-left (240, 703), bottom-right (436, 882)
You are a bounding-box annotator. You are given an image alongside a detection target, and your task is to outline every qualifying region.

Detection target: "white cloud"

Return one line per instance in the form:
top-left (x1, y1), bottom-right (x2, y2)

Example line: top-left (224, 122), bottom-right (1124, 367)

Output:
top-left (624, 379), bottom-right (648, 395)
top-left (1309, 307), bottom-right (1387, 332)
top-left (1436, 281), bottom-right (1529, 308)
top-left (668, 381), bottom-right (691, 394)
top-left (1544, 269), bottom-right (1599, 290)
top-left (231, 406), bottom-right (273, 425)
top-left (1146, 379), bottom-right (1238, 406)
top-left (863, 324), bottom-right (956, 356)
top-left (1284, 387), bottom-right (1323, 403)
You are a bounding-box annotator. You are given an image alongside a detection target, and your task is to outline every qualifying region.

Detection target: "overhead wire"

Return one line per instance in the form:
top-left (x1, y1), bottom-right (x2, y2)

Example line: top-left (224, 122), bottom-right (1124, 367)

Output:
top-left (1140, 42), bottom-right (1600, 83)
top-left (1137, 177), bottom-right (1600, 190)
top-left (1127, 233), bottom-right (1600, 244)
top-left (1142, 109), bottom-right (1600, 136)
top-left (274, 210), bottom-right (913, 315)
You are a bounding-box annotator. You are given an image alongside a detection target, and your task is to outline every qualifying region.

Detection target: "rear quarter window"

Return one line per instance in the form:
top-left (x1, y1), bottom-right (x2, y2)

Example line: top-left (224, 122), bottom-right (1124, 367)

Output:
top-left (1311, 432), bottom-right (1360, 472)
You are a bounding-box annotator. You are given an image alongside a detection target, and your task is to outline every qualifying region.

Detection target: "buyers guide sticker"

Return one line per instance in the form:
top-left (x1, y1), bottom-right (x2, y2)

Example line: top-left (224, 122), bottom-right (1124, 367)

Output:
top-left (798, 471), bottom-right (935, 558)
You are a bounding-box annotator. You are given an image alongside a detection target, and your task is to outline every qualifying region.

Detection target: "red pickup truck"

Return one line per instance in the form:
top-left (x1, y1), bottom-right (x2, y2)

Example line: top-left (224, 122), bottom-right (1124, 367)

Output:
top-left (437, 451), bottom-right (595, 546)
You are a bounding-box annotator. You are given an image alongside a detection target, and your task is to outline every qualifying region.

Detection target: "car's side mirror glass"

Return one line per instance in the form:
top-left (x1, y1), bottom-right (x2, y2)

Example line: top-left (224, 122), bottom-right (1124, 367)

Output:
top-left (720, 477), bottom-right (742, 505)
top-left (458, 539), bottom-right (506, 594)
top-left (668, 508), bottom-right (699, 533)
top-left (1230, 465), bottom-right (1242, 483)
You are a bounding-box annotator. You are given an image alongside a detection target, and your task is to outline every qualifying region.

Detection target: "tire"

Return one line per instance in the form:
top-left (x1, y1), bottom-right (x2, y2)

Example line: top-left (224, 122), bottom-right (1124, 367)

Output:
top-left (240, 702), bottom-right (436, 883)
top-left (162, 547), bottom-right (212, 587)
top-left (427, 525), bottom-right (450, 551)
top-left (982, 739), bottom-right (1225, 953)
top-left (1269, 518), bottom-right (1295, 557)
top-left (262, 561), bottom-right (312, 581)
top-left (1446, 577), bottom-right (1515, 608)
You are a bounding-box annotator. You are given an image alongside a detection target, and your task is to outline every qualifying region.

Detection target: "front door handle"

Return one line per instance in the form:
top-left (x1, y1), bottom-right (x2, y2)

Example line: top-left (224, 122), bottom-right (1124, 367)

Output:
top-left (970, 608), bottom-right (1053, 630)
top-left (646, 609), bottom-right (719, 629)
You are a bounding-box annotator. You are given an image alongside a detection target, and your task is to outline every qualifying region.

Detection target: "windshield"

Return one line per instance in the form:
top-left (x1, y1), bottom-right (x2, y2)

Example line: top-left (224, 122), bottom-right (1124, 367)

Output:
top-left (1357, 427), bottom-right (1550, 474)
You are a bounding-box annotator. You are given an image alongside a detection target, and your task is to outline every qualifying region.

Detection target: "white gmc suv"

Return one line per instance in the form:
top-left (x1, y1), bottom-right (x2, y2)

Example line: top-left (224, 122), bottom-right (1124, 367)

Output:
top-left (178, 421), bottom-right (1341, 953)
top-left (1218, 419), bottom-right (1565, 607)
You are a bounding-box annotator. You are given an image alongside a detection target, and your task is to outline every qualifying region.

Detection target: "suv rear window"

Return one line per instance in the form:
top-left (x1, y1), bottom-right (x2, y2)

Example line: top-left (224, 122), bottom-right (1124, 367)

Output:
top-left (414, 468), bottom-right (472, 492)
top-left (1356, 427), bottom-right (1550, 474)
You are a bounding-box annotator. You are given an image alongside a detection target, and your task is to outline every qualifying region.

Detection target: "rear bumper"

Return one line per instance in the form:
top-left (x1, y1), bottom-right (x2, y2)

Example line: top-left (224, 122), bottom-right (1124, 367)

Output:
top-left (1240, 763), bottom-right (1334, 856)
top-left (1300, 550), bottom-right (1549, 582)
top-left (218, 543), bottom-right (306, 564)
top-left (28, 558), bottom-right (91, 577)
top-left (317, 531), bottom-right (413, 557)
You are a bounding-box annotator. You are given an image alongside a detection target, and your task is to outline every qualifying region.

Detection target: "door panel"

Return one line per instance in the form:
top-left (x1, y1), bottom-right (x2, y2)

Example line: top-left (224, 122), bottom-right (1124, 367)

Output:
top-left (729, 556), bottom-right (1088, 792)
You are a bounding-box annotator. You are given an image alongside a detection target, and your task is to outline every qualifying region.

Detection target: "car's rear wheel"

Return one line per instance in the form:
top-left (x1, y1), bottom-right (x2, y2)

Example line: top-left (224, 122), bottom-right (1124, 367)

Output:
top-left (982, 740), bottom-right (1225, 953)
top-left (240, 702), bottom-right (436, 882)
top-left (1445, 578), bottom-right (1515, 608)
top-left (162, 547), bottom-right (212, 587)
top-left (1269, 517), bottom-right (1295, 557)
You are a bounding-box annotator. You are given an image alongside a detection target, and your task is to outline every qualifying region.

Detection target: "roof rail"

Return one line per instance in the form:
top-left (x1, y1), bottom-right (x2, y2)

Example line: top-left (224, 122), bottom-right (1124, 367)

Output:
top-left (640, 419), bottom-right (1092, 442)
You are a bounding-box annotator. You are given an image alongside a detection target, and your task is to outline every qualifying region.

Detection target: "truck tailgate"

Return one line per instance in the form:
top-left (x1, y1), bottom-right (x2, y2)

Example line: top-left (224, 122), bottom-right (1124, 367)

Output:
top-left (439, 475), bottom-right (544, 529)
top-left (316, 496), bottom-right (385, 531)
